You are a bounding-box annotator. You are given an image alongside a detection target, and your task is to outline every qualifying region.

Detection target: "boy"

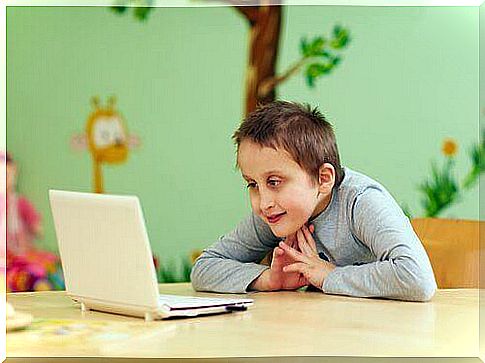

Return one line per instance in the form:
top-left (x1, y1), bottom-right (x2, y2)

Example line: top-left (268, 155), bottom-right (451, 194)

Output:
top-left (191, 101), bottom-right (437, 302)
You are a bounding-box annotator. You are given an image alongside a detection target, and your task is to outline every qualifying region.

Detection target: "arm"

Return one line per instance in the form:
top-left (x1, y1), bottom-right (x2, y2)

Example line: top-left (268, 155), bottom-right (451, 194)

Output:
top-left (18, 196), bottom-right (42, 237)
top-left (191, 213), bottom-right (280, 293)
top-left (322, 187), bottom-right (437, 302)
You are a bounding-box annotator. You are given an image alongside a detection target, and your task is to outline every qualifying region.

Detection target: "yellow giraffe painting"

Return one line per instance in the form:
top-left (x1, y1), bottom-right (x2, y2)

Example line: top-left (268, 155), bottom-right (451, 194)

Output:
top-left (71, 96), bottom-right (140, 193)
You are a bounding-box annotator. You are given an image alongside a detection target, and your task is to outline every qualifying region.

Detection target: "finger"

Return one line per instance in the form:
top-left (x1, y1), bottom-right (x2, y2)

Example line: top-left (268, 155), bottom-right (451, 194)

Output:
top-left (297, 229), bottom-right (306, 242)
top-left (296, 229), bottom-right (306, 249)
top-left (302, 225), bottom-right (318, 254)
top-left (283, 262), bottom-right (308, 274)
top-left (274, 246), bottom-right (284, 257)
top-left (297, 229), bottom-right (314, 256)
top-left (309, 224), bottom-right (315, 233)
top-left (279, 241), bottom-right (311, 264)
top-left (271, 247), bottom-right (285, 269)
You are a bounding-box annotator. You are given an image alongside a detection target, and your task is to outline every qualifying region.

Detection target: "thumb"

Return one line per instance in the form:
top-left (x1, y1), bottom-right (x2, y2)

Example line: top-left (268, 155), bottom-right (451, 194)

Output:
top-left (271, 247), bottom-right (285, 270)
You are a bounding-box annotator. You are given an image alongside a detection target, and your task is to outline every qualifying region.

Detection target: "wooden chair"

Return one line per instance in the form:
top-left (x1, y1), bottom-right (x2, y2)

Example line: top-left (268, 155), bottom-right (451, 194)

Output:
top-left (411, 218), bottom-right (482, 289)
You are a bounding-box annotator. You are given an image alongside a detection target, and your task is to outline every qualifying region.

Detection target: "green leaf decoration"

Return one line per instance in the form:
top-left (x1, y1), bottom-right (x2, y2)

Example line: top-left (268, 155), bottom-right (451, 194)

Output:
top-left (419, 159), bottom-right (459, 217)
top-left (110, 0), bottom-right (154, 22)
top-left (306, 73), bottom-right (315, 88)
top-left (156, 256), bottom-right (193, 283)
top-left (331, 25), bottom-right (350, 49)
top-left (111, 6), bottom-right (127, 14)
top-left (462, 129), bottom-right (485, 189)
top-left (332, 56), bottom-right (342, 66)
top-left (400, 203), bottom-right (413, 219)
top-left (333, 24), bottom-right (342, 37)
top-left (157, 260), bottom-right (178, 283)
top-left (300, 36), bottom-right (328, 58)
top-left (304, 61), bottom-right (336, 88)
top-left (182, 259), bottom-right (193, 282)
top-left (300, 38), bottom-right (310, 57)
top-left (414, 132), bottom-right (484, 218)
top-left (310, 37), bottom-right (326, 53)
top-left (134, 6), bottom-right (152, 21)
top-left (298, 25), bottom-right (350, 88)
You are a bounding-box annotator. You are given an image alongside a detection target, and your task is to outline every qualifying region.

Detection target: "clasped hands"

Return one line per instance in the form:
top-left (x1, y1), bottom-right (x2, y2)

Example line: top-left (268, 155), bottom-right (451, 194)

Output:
top-left (251, 224), bottom-right (336, 291)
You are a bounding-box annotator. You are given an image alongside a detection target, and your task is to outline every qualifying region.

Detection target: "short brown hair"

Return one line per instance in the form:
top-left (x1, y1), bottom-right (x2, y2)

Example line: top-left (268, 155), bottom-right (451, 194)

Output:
top-left (233, 101), bottom-right (345, 188)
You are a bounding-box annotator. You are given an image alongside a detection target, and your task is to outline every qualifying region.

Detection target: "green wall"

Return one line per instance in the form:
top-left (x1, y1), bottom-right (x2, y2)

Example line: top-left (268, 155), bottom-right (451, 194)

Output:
top-left (480, 1), bottom-right (484, 223)
top-left (7, 6), bottom-right (479, 265)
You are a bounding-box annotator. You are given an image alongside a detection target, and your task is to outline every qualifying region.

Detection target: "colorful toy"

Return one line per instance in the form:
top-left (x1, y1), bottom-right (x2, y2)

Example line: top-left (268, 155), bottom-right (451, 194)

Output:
top-left (6, 249), bottom-right (65, 292)
top-left (5, 152), bottom-right (65, 292)
top-left (6, 152), bottom-right (42, 256)
top-left (0, 151), bottom-right (6, 278)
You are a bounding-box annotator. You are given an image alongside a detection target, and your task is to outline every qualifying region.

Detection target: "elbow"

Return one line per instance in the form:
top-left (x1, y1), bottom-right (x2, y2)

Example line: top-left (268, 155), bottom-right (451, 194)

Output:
top-left (412, 279), bottom-right (437, 302)
top-left (407, 272), bottom-right (437, 302)
top-left (396, 259), bottom-right (437, 302)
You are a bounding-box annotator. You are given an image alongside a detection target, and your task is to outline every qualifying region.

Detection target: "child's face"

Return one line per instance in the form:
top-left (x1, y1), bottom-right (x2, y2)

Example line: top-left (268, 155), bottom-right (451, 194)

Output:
top-left (237, 140), bottom-right (332, 238)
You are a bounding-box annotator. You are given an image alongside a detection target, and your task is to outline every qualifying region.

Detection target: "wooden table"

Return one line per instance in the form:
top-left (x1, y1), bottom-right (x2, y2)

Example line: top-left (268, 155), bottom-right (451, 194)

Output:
top-left (6, 283), bottom-right (479, 360)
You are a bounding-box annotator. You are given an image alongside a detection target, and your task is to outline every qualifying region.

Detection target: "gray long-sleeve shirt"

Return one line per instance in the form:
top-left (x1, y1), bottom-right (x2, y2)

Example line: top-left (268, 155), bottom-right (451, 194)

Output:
top-left (191, 168), bottom-right (437, 302)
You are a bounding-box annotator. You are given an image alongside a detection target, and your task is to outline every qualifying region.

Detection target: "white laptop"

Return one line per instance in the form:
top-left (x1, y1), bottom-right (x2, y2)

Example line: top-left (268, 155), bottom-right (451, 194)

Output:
top-left (49, 190), bottom-right (253, 321)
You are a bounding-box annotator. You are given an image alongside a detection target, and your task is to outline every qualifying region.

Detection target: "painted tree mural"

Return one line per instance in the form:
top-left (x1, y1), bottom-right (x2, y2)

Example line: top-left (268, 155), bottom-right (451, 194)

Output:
top-left (112, 2), bottom-right (351, 115)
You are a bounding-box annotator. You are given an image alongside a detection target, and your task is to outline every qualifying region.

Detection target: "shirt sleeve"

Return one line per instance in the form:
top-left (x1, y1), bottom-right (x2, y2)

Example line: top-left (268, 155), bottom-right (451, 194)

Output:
top-left (322, 187), bottom-right (437, 302)
top-left (191, 213), bottom-right (280, 293)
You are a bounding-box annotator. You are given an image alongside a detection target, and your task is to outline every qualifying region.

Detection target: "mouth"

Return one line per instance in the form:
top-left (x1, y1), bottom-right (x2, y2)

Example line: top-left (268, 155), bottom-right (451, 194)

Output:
top-left (266, 212), bottom-right (286, 224)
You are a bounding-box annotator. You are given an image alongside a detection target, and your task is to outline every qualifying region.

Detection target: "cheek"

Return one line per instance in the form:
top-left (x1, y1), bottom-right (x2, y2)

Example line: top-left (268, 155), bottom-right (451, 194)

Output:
top-left (282, 189), bottom-right (316, 216)
top-left (248, 193), bottom-right (260, 213)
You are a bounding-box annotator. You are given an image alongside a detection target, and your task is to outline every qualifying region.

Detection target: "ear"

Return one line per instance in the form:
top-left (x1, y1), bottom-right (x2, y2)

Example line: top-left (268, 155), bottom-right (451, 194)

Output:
top-left (91, 96), bottom-right (100, 109)
top-left (317, 163), bottom-right (335, 193)
top-left (70, 133), bottom-right (88, 151)
top-left (128, 134), bottom-right (141, 149)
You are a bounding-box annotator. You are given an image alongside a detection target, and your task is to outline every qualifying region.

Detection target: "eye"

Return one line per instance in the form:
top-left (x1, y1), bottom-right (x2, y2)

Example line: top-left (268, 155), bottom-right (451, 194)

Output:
top-left (246, 182), bottom-right (257, 189)
top-left (267, 179), bottom-right (281, 187)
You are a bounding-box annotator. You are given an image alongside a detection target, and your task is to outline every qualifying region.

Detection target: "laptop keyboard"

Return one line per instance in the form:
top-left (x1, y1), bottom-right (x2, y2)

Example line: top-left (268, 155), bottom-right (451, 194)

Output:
top-left (158, 294), bottom-right (252, 310)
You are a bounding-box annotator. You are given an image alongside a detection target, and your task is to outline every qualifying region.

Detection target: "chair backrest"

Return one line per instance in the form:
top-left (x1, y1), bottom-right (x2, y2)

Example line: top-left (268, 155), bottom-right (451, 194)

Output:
top-left (411, 218), bottom-right (481, 289)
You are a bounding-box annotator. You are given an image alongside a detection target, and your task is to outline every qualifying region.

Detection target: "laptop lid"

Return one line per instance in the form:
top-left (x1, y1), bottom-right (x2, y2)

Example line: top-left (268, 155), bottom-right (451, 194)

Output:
top-left (49, 190), bottom-right (160, 309)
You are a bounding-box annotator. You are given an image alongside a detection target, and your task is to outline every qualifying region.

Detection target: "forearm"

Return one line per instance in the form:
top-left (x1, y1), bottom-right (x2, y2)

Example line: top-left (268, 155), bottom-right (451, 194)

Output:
top-left (322, 258), bottom-right (437, 302)
top-left (191, 252), bottom-right (269, 293)
top-left (191, 213), bottom-right (278, 293)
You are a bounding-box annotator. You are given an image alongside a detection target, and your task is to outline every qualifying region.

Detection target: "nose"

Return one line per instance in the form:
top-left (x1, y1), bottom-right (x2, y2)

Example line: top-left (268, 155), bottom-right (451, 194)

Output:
top-left (259, 190), bottom-right (275, 212)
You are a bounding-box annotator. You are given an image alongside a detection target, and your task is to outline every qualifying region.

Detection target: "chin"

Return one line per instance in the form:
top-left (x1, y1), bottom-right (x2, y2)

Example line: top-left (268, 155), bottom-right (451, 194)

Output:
top-left (269, 228), bottom-right (287, 238)
top-left (268, 223), bottom-right (300, 238)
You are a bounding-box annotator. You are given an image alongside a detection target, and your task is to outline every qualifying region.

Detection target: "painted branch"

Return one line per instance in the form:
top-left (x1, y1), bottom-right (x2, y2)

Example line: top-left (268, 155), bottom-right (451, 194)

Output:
top-left (258, 57), bottom-right (307, 99)
top-left (234, 5), bottom-right (260, 23)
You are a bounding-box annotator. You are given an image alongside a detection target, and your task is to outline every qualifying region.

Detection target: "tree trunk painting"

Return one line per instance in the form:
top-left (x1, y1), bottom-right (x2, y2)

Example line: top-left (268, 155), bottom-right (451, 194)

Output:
top-left (112, 3), bottom-right (350, 116)
top-left (237, 6), bottom-right (282, 115)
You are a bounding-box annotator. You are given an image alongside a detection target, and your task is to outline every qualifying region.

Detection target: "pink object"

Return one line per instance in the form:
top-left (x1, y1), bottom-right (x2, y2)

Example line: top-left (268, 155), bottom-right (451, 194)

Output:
top-left (7, 194), bottom-right (41, 255)
top-left (0, 152), bottom-right (6, 275)
top-left (6, 249), bottom-right (59, 292)
top-left (4, 152), bottom-right (62, 291)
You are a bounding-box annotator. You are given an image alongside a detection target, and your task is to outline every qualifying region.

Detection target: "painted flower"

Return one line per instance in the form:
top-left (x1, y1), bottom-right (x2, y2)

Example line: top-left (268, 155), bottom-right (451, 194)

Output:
top-left (442, 139), bottom-right (458, 157)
